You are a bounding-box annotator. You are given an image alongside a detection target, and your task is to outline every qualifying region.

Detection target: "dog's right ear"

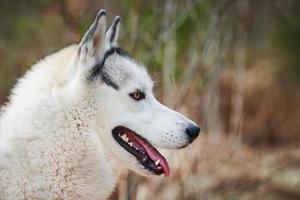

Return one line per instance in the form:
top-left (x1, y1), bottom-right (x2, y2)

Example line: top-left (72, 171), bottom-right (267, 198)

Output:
top-left (106, 16), bottom-right (120, 47)
top-left (75, 10), bottom-right (107, 75)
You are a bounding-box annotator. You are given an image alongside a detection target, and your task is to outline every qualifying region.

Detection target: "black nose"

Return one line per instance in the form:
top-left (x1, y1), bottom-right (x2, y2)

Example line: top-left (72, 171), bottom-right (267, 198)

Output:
top-left (185, 124), bottom-right (201, 142)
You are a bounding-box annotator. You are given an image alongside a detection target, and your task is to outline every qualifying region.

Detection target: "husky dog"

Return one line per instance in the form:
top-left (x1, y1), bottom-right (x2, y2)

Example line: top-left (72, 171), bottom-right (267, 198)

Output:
top-left (0, 10), bottom-right (200, 199)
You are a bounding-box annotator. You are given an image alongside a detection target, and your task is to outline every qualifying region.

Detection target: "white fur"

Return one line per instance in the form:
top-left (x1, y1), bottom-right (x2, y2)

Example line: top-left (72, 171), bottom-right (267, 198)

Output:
top-left (0, 10), bottom-right (198, 199)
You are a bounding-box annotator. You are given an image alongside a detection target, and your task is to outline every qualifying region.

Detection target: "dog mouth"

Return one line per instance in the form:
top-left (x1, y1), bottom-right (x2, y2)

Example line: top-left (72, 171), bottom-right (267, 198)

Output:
top-left (112, 126), bottom-right (170, 177)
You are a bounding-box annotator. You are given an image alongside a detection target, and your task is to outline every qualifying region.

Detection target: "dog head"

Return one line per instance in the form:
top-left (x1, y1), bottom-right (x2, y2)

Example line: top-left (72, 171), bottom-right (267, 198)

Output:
top-left (69, 10), bottom-right (201, 177)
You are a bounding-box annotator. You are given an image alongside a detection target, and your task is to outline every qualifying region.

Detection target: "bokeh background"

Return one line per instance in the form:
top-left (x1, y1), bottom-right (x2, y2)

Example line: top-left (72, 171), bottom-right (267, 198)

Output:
top-left (0, 0), bottom-right (300, 199)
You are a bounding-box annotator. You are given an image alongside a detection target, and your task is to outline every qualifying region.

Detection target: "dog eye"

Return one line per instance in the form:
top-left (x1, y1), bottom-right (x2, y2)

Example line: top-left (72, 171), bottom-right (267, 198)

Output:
top-left (129, 90), bottom-right (145, 101)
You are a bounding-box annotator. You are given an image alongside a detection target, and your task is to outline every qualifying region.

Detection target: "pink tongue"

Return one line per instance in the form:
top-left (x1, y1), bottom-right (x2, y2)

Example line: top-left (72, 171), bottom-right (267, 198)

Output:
top-left (129, 134), bottom-right (170, 177)
top-left (144, 145), bottom-right (170, 177)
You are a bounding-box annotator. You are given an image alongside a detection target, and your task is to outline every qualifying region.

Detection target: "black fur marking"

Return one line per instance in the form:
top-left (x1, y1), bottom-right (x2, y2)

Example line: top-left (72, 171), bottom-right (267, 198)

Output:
top-left (88, 47), bottom-right (131, 90)
top-left (101, 72), bottom-right (119, 90)
top-left (109, 17), bottom-right (120, 44)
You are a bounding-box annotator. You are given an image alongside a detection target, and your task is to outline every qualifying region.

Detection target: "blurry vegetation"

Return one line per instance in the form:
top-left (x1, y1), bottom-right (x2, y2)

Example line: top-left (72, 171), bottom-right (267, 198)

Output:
top-left (272, 1), bottom-right (300, 80)
top-left (0, 0), bottom-right (300, 199)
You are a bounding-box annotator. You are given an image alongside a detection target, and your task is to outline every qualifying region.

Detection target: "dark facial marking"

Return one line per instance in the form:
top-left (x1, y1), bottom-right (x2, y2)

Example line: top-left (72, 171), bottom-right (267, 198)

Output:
top-left (88, 47), bottom-right (131, 90)
top-left (101, 72), bottom-right (119, 90)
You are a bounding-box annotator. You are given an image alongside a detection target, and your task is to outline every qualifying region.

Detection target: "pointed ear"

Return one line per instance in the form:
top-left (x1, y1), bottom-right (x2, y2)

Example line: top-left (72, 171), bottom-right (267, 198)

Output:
top-left (77, 10), bottom-right (107, 64)
top-left (106, 16), bottom-right (120, 47)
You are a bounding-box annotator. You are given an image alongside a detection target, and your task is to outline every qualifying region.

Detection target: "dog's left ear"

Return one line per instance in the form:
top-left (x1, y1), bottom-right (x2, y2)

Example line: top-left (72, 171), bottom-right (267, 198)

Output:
top-left (77, 9), bottom-right (107, 69)
top-left (106, 16), bottom-right (120, 47)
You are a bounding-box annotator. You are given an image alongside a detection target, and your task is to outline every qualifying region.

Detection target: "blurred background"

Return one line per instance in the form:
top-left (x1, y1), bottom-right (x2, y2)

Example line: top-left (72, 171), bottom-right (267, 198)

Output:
top-left (0, 0), bottom-right (300, 199)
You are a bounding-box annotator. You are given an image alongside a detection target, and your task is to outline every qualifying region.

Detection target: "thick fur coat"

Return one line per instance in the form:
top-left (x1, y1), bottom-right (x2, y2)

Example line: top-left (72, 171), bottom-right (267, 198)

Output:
top-left (0, 45), bottom-right (120, 199)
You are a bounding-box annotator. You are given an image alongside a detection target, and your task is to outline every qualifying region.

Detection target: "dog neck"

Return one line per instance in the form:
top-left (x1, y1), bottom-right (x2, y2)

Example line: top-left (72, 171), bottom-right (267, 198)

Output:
top-left (61, 89), bottom-right (124, 197)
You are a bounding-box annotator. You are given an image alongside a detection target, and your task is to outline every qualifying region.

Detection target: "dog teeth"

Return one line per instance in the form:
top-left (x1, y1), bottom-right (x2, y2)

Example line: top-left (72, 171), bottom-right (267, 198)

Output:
top-left (121, 134), bottom-right (129, 142)
top-left (155, 159), bottom-right (160, 166)
top-left (121, 134), bottom-right (126, 140)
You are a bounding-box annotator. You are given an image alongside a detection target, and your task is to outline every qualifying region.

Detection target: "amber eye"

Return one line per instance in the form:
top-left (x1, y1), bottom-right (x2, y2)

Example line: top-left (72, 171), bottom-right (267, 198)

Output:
top-left (129, 90), bottom-right (145, 101)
